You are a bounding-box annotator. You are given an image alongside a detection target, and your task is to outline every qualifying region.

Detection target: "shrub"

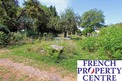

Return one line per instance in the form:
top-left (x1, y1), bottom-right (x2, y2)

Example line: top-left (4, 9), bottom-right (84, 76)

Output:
top-left (76, 29), bottom-right (82, 35)
top-left (11, 32), bottom-right (29, 44)
top-left (0, 32), bottom-right (11, 45)
top-left (98, 26), bottom-right (122, 59)
top-left (0, 24), bottom-right (11, 45)
top-left (11, 32), bottom-right (23, 42)
top-left (0, 31), bottom-right (28, 45)
top-left (81, 37), bottom-right (98, 52)
top-left (81, 25), bottom-right (122, 59)
top-left (43, 33), bottom-right (54, 40)
top-left (0, 24), bottom-right (10, 34)
top-left (82, 28), bottom-right (94, 36)
top-left (26, 30), bottom-right (37, 37)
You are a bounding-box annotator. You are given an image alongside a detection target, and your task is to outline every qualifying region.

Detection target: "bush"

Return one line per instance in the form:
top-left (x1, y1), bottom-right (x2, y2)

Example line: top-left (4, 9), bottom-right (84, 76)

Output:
top-left (81, 25), bottom-right (122, 59)
top-left (98, 26), bottom-right (122, 59)
top-left (43, 33), bottom-right (54, 40)
top-left (0, 31), bottom-right (28, 45)
top-left (76, 29), bottom-right (82, 35)
top-left (0, 24), bottom-right (11, 45)
top-left (26, 30), bottom-right (37, 38)
top-left (11, 32), bottom-right (29, 44)
top-left (0, 32), bottom-right (11, 45)
top-left (81, 37), bottom-right (98, 52)
top-left (0, 24), bottom-right (10, 33)
top-left (82, 28), bottom-right (94, 36)
top-left (11, 32), bottom-right (24, 42)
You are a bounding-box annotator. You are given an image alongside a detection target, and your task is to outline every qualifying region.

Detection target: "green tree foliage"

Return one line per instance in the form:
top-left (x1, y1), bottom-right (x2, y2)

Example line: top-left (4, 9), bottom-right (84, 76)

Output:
top-left (23, 0), bottom-right (52, 36)
top-left (23, 0), bottom-right (47, 29)
top-left (49, 6), bottom-right (57, 17)
top-left (0, 0), bottom-right (24, 31)
top-left (80, 9), bottom-right (105, 29)
top-left (82, 28), bottom-right (94, 36)
top-left (60, 8), bottom-right (79, 37)
top-left (46, 5), bottom-right (61, 36)
top-left (0, 24), bottom-right (10, 34)
top-left (47, 16), bottom-right (61, 35)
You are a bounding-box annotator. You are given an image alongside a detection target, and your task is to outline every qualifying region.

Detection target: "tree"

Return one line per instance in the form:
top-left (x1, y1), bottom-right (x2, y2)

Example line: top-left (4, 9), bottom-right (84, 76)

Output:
top-left (80, 9), bottom-right (105, 30)
top-left (23, 0), bottom-right (50, 36)
top-left (49, 6), bottom-right (57, 17)
top-left (46, 5), bottom-right (60, 36)
top-left (47, 16), bottom-right (61, 36)
top-left (60, 8), bottom-right (79, 37)
top-left (0, 0), bottom-right (23, 32)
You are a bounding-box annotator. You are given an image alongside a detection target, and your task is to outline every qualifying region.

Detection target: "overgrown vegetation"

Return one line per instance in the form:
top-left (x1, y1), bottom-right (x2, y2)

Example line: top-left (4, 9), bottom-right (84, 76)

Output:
top-left (0, 0), bottom-right (122, 77)
top-left (0, 24), bottom-right (122, 72)
top-left (81, 25), bottom-right (122, 59)
top-left (0, 38), bottom-right (100, 72)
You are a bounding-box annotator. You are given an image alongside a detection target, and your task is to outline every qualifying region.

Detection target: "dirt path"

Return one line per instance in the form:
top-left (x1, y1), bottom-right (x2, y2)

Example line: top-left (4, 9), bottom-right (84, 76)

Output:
top-left (0, 58), bottom-right (76, 81)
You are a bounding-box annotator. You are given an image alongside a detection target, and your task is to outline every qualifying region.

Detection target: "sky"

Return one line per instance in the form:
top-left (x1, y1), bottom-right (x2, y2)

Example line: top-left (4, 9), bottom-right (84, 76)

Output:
top-left (19, 0), bottom-right (122, 25)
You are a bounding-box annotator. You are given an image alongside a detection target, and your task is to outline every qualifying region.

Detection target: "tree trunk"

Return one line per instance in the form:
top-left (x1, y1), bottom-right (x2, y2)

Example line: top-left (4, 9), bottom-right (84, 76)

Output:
top-left (64, 31), bottom-right (67, 38)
